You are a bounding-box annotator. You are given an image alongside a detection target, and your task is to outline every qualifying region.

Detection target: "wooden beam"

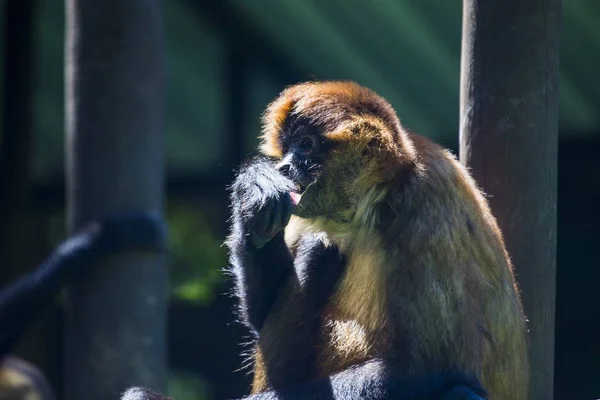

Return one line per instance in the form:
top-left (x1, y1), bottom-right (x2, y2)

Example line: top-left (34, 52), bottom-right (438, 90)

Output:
top-left (63, 0), bottom-right (167, 398)
top-left (459, 1), bottom-right (561, 399)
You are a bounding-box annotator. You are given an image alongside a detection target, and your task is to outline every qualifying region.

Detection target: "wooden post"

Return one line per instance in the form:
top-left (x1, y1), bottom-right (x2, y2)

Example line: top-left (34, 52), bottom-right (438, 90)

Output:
top-left (459, 1), bottom-right (561, 399)
top-left (63, 1), bottom-right (167, 399)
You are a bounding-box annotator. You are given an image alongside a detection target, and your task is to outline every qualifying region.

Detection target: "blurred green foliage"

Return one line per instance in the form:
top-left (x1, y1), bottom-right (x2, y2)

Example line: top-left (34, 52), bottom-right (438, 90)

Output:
top-left (168, 370), bottom-right (212, 400)
top-left (167, 205), bottom-right (227, 306)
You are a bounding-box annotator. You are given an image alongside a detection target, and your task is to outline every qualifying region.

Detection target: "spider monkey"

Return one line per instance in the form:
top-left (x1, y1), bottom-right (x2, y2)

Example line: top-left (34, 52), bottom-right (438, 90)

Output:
top-left (0, 211), bottom-right (167, 400)
top-left (123, 81), bottom-right (528, 400)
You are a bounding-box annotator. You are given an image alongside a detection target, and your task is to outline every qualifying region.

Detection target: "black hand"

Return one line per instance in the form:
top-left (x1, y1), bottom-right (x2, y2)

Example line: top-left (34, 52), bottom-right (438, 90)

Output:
top-left (249, 192), bottom-right (295, 248)
top-left (231, 157), bottom-right (297, 248)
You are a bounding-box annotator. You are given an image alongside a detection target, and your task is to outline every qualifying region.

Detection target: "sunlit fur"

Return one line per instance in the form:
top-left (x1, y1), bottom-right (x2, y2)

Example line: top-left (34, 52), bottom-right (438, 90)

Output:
top-left (251, 81), bottom-right (529, 399)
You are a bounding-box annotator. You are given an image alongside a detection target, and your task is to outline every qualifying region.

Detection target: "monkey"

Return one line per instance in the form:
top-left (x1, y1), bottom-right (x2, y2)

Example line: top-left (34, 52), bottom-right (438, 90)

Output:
top-left (0, 211), bottom-right (167, 399)
top-left (122, 81), bottom-right (528, 400)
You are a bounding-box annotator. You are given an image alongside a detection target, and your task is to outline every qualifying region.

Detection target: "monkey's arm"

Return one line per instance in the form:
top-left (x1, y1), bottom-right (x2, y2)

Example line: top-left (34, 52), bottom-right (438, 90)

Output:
top-left (229, 231), bottom-right (293, 333)
top-left (122, 360), bottom-right (487, 400)
top-left (254, 235), bottom-right (347, 389)
top-left (0, 211), bottom-right (167, 358)
top-left (227, 157), bottom-right (297, 332)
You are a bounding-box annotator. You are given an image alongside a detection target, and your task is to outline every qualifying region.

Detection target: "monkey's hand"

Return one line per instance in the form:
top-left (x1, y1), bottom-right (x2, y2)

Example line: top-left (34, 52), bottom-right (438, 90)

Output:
top-left (231, 157), bottom-right (297, 249)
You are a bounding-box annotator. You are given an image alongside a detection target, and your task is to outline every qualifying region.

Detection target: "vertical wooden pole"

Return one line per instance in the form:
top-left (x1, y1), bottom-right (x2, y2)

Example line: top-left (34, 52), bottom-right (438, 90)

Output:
top-left (459, 1), bottom-right (561, 399)
top-left (64, 1), bottom-right (167, 399)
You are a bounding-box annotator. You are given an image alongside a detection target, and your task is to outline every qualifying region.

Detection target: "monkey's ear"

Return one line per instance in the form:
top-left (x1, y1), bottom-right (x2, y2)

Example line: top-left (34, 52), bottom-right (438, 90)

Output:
top-left (346, 119), bottom-right (393, 153)
top-left (361, 137), bottom-right (381, 157)
top-left (357, 124), bottom-right (403, 177)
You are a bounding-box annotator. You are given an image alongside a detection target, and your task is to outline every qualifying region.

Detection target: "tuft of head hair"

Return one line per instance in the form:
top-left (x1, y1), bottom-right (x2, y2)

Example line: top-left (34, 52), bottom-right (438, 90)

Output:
top-left (121, 387), bottom-right (172, 400)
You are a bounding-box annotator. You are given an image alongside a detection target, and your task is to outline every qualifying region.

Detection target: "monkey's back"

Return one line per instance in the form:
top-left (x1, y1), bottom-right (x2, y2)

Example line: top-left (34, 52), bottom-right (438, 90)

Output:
top-left (316, 133), bottom-right (529, 399)
top-left (311, 229), bottom-right (528, 400)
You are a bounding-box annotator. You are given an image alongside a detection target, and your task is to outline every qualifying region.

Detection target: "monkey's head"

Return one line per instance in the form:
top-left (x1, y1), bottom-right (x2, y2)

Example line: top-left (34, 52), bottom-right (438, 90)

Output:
top-left (259, 81), bottom-right (417, 222)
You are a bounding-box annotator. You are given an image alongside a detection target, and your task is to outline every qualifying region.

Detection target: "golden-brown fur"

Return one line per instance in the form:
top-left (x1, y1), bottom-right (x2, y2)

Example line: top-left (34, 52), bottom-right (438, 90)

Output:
top-left (251, 81), bottom-right (529, 399)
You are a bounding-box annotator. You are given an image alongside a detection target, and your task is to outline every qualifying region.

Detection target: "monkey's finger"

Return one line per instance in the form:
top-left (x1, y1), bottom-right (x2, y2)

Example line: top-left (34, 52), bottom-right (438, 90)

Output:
top-left (266, 197), bottom-right (283, 235)
top-left (253, 196), bottom-right (279, 238)
top-left (281, 194), bottom-right (294, 228)
top-left (253, 203), bottom-right (272, 236)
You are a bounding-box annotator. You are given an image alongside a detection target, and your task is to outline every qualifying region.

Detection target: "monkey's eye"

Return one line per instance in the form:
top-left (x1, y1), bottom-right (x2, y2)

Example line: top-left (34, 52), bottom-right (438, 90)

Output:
top-left (298, 136), bottom-right (315, 153)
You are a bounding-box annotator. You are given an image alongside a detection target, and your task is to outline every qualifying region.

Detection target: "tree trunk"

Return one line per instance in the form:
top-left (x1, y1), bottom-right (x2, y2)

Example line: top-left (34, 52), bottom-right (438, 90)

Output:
top-left (63, 1), bottom-right (167, 399)
top-left (459, 1), bottom-right (561, 400)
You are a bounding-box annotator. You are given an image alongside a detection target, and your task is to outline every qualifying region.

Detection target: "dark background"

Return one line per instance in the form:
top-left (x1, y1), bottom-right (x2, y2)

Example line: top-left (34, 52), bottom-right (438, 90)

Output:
top-left (0, 1), bottom-right (598, 400)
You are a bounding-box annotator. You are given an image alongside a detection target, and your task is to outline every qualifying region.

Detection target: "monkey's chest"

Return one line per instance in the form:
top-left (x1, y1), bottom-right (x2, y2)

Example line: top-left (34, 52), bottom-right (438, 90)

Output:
top-left (252, 242), bottom-right (386, 392)
top-left (313, 247), bottom-right (388, 374)
top-left (252, 303), bottom-right (381, 393)
top-left (312, 315), bottom-right (375, 378)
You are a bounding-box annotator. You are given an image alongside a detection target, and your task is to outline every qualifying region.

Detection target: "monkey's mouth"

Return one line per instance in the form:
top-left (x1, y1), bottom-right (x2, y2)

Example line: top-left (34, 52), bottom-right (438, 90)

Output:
top-left (290, 176), bottom-right (322, 215)
top-left (290, 181), bottom-right (309, 206)
top-left (290, 180), bottom-right (322, 219)
top-left (290, 191), bottom-right (302, 206)
top-left (293, 171), bottom-right (318, 194)
top-left (288, 166), bottom-right (322, 210)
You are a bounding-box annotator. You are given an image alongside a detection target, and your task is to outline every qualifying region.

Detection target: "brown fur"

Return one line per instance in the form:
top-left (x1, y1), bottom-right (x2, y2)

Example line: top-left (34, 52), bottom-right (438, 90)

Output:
top-left (251, 81), bottom-right (529, 399)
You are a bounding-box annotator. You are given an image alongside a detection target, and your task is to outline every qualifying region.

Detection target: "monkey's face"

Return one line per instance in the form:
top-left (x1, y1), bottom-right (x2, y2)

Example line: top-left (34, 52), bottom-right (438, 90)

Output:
top-left (272, 118), bottom-right (341, 218)
top-left (260, 81), bottom-right (415, 222)
top-left (274, 117), bottom-right (398, 221)
top-left (274, 118), bottom-right (327, 195)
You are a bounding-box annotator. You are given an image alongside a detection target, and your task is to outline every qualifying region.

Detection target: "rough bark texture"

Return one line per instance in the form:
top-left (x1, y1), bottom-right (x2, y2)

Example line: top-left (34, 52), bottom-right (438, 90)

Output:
top-left (63, 1), bottom-right (167, 399)
top-left (459, 1), bottom-right (560, 399)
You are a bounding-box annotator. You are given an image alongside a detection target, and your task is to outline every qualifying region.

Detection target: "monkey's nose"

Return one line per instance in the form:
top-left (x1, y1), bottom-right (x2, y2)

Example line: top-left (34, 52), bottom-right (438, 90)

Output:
top-left (277, 163), bottom-right (292, 179)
